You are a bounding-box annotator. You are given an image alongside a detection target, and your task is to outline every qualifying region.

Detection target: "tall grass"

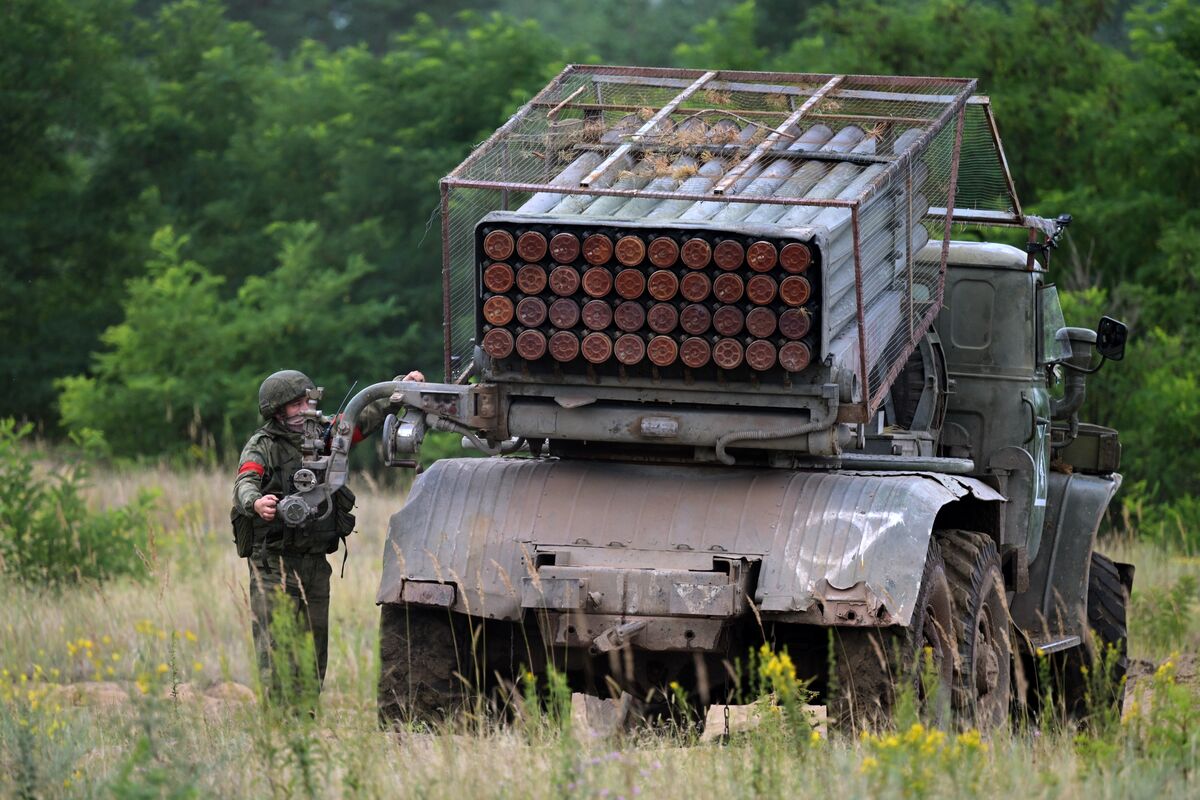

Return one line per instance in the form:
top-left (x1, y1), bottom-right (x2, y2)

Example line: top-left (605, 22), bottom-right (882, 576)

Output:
top-left (1, 462), bottom-right (1198, 797)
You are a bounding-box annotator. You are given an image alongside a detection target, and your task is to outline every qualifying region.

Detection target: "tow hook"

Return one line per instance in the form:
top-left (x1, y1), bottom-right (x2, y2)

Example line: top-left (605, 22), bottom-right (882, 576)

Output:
top-left (590, 620), bottom-right (647, 654)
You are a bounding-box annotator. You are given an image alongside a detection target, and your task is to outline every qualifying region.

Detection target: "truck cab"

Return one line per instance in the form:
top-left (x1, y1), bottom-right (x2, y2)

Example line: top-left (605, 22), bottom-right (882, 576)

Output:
top-left (934, 241), bottom-right (1126, 654)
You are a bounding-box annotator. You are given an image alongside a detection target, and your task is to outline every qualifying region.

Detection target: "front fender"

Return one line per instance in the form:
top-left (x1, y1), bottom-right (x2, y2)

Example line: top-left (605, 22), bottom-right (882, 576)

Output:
top-left (1009, 471), bottom-right (1121, 643)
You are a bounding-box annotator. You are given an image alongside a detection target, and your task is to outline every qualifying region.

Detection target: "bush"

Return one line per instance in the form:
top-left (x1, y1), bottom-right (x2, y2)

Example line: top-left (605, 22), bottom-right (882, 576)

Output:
top-left (0, 420), bottom-right (159, 585)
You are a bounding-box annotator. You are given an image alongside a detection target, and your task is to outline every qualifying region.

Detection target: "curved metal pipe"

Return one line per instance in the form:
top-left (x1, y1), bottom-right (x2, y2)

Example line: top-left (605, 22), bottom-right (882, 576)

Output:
top-left (714, 402), bottom-right (838, 466)
top-left (326, 381), bottom-right (400, 490)
top-left (1051, 368), bottom-right (1087, 420)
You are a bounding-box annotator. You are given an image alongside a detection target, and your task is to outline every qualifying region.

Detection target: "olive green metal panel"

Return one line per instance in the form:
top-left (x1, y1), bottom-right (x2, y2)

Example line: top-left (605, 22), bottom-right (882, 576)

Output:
top-left (1009, 471), bottom-right (1121, 642)
top-left (936, 246), bottom-right (1047, 555)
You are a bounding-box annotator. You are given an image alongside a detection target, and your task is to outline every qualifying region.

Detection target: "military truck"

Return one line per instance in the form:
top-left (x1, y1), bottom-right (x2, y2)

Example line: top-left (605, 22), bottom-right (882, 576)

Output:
top-left (278, 67), bottom-right (1133, 728)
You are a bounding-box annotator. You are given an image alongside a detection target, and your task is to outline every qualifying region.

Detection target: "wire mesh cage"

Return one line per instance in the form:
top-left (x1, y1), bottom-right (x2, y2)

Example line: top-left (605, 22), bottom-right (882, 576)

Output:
top-left (441, 66), bottom-right (1023, 423)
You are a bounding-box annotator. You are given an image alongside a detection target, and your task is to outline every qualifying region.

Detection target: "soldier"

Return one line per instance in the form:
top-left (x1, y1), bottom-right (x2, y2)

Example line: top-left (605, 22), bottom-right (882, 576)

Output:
top-left (232, 368), bottom-right (423, 705)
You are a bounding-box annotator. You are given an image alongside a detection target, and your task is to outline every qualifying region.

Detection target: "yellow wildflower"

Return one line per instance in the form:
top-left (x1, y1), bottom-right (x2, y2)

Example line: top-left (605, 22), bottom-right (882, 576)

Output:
top-left (956, 729), bottom-right (984, 751)
top-left (156, 663), bottom-right (170, 675)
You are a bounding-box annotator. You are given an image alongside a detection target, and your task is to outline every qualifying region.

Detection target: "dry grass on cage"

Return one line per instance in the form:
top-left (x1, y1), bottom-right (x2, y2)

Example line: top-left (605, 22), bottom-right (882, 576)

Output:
top-left (703, 89), bottom-right (733, 107)
top-left (672, 163), bottom-right (699, 180)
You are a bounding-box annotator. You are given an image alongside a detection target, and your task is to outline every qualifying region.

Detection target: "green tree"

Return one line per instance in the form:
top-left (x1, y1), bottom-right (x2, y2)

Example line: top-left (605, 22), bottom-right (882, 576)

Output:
top-left (0, 0), bottom-right (146, 421)
top-left (1046, 0), bottom-right (1200, 293)
top-left (204, 12), bottom-right (576, 379)
top-left (58, 225), bottom-right (410, 457)
top-left (770, 0), bottom-right (1121, 200)
top-left (40, 5), bottom-right (572, 450)
top-left (674, 1), bottom-right (767, 71)
top-left (1, 0), bottom-right (276, 425)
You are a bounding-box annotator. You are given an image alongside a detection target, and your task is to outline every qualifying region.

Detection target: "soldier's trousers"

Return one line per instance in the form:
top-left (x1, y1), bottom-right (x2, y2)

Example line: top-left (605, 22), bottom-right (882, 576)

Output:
top-left (248, 552), bottom-right (331, 704)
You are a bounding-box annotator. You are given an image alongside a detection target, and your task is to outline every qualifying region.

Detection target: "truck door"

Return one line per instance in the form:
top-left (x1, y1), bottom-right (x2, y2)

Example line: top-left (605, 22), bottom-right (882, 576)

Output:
top-left (1025, 284), bottom-right (1073, 556)
top-left (937, 244), bottom-right (1057, 564)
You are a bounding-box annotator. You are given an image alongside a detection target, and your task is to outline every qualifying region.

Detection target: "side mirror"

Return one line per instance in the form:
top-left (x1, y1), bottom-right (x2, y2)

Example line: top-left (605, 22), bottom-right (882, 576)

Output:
top-left (1096, 316), bottom-right (1127, 361)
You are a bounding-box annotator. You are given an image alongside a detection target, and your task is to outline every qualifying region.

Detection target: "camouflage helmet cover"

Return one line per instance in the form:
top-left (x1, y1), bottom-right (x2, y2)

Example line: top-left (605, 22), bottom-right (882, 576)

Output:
top-left (258, 370), bottom-right (316, 418)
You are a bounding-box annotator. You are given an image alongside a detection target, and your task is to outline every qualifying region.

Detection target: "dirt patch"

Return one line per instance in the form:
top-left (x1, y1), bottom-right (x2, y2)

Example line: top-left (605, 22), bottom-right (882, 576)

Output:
top-left (34, 680), bottom-right (257, 714)
top-left (160, 681), bottom-right (205, 704)
top-left (58, 682), bottom-right (130, 708)
top-left (201, 681), bottom-right (257, 717)
top-left (1122, 654), bottom-right (1199, 717)
top-left (205, 680), bottom-right (257, 704)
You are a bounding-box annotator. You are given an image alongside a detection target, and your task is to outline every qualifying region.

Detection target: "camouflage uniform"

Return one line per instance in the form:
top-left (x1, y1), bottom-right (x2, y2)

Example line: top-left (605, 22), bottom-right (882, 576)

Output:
top-left (232, 374), bottom-right (389, 699)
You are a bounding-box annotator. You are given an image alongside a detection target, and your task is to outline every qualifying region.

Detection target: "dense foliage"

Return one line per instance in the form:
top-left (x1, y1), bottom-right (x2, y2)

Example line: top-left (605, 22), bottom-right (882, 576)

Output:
top-left (3, 1), bottom-right (1196, 537)
top-left (0, 420), bottom-right (158, 584)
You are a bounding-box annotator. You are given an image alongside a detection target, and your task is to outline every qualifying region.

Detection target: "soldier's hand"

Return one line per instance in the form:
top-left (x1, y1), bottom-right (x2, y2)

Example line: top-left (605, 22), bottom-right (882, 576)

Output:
top-left (254, 494), bottom-right (279, 521)
top-left (401, 370), bottom-right (425, 382)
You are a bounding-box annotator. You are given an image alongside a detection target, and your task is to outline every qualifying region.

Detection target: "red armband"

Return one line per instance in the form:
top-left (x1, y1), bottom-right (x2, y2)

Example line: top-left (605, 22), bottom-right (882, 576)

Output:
top-left (237, 462), bottom-right (265, 477)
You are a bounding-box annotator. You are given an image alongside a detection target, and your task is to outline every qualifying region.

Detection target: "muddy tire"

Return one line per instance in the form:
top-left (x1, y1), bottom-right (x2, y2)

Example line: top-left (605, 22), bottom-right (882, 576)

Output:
top-left (936, 530), bottom-right (1013, 730)
top-left (1081, 552), bottom-right (1131, 711)
top-left (832, 539), bottom-right (956, 729)
top-left (378, 603), bottom-right (467, 727)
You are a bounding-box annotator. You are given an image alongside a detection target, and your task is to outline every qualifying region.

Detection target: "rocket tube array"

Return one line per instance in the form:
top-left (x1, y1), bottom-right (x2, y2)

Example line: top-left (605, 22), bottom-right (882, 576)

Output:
top-left (501, 113), bottom-right (936, 385)
top-left (476, 223), bottom-right (818, 375)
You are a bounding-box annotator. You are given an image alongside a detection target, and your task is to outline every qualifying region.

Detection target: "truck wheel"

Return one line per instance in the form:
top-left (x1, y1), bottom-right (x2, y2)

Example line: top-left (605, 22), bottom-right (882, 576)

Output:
top-left (936, 530), bottom-right (1012, 730)
top-left (1080, 551), bottom-right (1130, 711)
top-left (832, 540), bottom-right (955, 729)
top-left (378, 603), bottom-right (467, 727)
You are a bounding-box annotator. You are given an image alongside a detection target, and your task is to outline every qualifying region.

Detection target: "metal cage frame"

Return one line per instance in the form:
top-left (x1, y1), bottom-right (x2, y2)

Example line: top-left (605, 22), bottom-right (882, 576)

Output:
top-left (440, 65), bottom-right (1029, 423)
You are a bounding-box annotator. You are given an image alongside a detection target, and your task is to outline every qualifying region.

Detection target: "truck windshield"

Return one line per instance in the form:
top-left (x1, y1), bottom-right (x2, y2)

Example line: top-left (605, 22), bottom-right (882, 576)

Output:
top-left (1039, 284), bottom-right (1072, 364)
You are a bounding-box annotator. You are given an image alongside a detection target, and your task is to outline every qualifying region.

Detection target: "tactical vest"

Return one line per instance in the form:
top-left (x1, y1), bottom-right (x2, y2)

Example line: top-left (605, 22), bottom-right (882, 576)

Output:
top-left (232, 428), bottom-right (356, 559)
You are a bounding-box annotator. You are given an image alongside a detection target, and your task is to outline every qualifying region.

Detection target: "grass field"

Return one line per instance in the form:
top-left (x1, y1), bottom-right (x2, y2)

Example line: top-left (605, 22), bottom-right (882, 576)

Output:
top-left (2, 461), bottom-right (1199, 798)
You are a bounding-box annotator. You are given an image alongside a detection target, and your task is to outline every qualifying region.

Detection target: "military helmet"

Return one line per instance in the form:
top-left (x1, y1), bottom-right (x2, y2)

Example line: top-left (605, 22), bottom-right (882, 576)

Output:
top-left (258, 370), bottom-right (316, 418)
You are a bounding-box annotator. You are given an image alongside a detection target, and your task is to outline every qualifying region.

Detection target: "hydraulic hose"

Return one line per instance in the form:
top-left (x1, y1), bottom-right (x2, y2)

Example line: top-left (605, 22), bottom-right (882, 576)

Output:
top-left (714, 401), bottom-right (838, 466)
top-left (432, 416), bottom-right (501, 455)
